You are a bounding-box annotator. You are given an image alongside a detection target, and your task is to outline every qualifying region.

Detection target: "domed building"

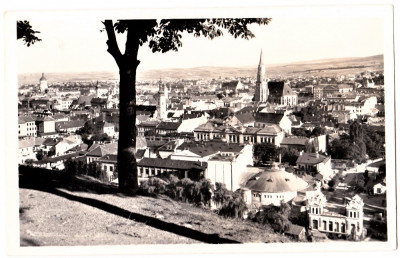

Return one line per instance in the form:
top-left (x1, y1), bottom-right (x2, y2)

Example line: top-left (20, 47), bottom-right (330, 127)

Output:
top-left (241, 163), bottom-right (308, 208)
top-left (39, 73), bottom-right (48, 93)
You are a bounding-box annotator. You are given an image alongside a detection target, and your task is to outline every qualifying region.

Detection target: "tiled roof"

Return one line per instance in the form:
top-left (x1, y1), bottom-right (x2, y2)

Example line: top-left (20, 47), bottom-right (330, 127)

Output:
top-left (18, 116), bottom-right (36, 124)
top-left (156, 121), bottom-right (182, 131)
top-left (42, 138), bottom-right (62, 146)
top-left (244, 127), bottom-right (261, 135)
top-left (257, 124), bottom-right (282, 134)
top-left (138, 158), bottom-right (207, 170)
top-left (195, 122), bottom-right (218, 132)
top-left (97, 154), bottom-right (118, 163)
top-left (136, 149), bottom-right (146, 159)
top-left (19, 139), bottom-right (35, 149)
top-left (254, 112), bottom-right (284, 124)
top-left (235, 112), bottom-right (255, 124)
top-left (86, 142), bottom-right (118, 157)
top-left (176, 141), bottom-right (245, 157)
top-left (296, 152), bottom-right (330, 165)
top-left (285, 224), bottom-right (305, 236)
top-left (57, 120), bottom-right (85, 130)
top-left (268, 82), bottom-right (296, 97)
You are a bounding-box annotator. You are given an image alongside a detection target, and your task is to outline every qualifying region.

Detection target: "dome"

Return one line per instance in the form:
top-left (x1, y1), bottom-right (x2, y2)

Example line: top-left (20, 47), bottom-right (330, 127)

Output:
top-left (39, 73), bottom-right (47, 81)
top-left (244, 163), bottom-right (308, 193)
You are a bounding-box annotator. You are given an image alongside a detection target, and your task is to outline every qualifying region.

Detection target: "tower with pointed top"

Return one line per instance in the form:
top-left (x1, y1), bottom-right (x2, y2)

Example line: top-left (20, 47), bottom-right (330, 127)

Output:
top-left (157, 78), bottom-right (168, 120)
top-left (254, 50), bottom-right (268, 102)
top-left (39, 73), bottom-right (48, 93)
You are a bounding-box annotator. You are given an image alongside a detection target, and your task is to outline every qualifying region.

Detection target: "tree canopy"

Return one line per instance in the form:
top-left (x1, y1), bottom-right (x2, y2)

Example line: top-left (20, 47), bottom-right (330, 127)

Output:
top-left (17, 20), bottom-right (41, 46)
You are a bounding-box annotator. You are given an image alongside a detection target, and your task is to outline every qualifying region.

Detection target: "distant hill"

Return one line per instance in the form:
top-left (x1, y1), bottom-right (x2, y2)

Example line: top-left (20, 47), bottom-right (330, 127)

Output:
top-left (18, 54), bottom-right (383, 84)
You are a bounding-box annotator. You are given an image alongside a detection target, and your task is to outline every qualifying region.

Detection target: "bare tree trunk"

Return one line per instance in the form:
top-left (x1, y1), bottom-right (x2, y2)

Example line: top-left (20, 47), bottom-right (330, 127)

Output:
top-left (103, 20), bottom-right (139, 195)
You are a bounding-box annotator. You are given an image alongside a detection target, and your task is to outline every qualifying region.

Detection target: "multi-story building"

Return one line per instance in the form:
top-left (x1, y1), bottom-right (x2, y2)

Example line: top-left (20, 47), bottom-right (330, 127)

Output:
top-left (307, 191), bottom-right (365, 240)
top-left (18, 116), bottom-right (37, 138)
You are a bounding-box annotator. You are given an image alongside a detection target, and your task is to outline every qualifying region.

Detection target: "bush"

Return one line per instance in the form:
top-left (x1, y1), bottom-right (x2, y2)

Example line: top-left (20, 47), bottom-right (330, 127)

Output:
top-left (139, 177), bottom-right (167, 196)
top-left (218, 190), bottom-right (247, 219)
top-left (252, 202), bottom-right (292, 233)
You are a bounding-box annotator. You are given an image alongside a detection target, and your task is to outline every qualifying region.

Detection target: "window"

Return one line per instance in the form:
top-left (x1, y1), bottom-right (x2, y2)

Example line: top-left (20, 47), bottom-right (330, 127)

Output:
top-left (329, 221), bottom-right (333, 231)
top-left (110, 166), bottom-right (113, 172)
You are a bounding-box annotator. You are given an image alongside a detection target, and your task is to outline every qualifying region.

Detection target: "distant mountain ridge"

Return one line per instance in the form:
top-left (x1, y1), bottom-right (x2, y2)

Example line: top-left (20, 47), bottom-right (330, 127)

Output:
top-left (18, 54), bottom-right (383, 84)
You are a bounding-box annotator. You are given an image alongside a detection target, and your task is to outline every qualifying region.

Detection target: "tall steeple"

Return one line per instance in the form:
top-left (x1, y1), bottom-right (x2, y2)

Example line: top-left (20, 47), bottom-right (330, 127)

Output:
top-left (259, 49), bottom-right (264, 66)
top-left (255, 49), bottom-right (268, 102)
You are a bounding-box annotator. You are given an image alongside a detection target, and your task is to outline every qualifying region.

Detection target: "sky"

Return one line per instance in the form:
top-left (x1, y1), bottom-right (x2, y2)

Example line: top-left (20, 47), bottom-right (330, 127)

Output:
top-left (15, 8), bottom-right (386, 75)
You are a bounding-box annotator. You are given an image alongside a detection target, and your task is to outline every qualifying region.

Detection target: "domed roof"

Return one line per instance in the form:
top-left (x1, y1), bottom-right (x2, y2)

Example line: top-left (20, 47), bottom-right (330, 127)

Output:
top-left (244, 163), bottom-right (308, 193)
top-left (39, 73), bottom-right (47, 81)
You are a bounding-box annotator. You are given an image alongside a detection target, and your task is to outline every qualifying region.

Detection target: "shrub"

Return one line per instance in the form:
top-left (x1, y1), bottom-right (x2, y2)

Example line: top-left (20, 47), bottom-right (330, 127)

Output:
top-left (139, 177), bottom-right (167, 196)
top-left (218, 190), bottom-right (247, 219)
top-left (253, 202), bottom-right (292, 233)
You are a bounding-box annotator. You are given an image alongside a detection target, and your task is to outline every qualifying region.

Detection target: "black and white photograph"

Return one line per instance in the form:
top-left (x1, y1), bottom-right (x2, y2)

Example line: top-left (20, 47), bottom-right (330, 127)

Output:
top-left (2, 1), bottom-right (398, 257)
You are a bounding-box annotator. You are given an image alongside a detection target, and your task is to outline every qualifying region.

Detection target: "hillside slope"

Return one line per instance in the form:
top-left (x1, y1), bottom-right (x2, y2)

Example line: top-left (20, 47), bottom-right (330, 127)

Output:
top-left (19, 168), bottom-right (291, 246)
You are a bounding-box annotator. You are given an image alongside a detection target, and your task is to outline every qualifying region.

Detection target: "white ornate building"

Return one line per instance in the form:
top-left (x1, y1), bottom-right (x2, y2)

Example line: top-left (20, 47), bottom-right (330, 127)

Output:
top-left (307, 191), bottom-right (365, 240)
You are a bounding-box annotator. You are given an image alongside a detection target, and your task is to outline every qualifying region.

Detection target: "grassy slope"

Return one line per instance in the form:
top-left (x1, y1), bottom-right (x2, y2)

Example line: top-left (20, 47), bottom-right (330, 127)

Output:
top-left (19, 167), bottom-right (291, 246)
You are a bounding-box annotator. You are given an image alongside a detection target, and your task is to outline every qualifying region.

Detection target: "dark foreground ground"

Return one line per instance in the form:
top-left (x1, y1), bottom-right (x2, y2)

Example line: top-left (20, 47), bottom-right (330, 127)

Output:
top-left (19, 166), bottom-right (291, 246)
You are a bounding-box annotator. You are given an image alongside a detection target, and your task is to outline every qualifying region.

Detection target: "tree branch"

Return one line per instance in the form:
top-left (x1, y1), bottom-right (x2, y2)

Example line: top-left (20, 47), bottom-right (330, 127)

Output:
top-left (103, 20), bottom-right (122, 66)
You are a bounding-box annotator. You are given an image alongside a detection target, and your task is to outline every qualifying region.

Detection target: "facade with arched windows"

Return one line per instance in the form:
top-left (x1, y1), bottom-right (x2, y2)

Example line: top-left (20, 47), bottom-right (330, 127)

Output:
top-left (307, 192), bottom-right (365, 240)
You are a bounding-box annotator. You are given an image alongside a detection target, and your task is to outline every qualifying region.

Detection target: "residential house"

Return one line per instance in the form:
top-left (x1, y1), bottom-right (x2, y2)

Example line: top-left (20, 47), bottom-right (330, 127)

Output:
top-left (338, 84), bottom-right (354, 94)
top-left (254, 112), bottom-right (292, 134)
top-left (91, 98), bottom-right (107, 109)
top-left (137, 120), bottom-right (159, 137)
top-left (56, 120), bottom-right (85, 134)
top-left (372, 182), bottom-right (386, 195)
top-left (18, 139), bottom-right (36, 164)
top-left (280, 137), bottom-right (309, 152)
top-left (102, 122), bottom-right (115, 137)
top-left (137, 158), bottom-right (207, 183)
top-left (35, 116), bottom-right (55, 135)
top-left (221, 80), bottom-right (243, 95)
top-left (155, 121), bottom-right (182, 135)
top-left (284, 224), bottom-right (306, 241)
top-left (296, 152), bottom-right (332, 179)
top-left (86, 142), bottom-right (118, 163)
top-left (97, 154), bottom-right (117, 182)
top-left (228, 112), bottom-right (255, 127)
top-left (18, 116), bottom-right (37, 138)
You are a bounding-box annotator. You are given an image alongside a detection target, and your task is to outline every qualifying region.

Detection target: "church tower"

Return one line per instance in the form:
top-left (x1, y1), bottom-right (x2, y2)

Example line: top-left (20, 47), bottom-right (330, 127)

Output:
top-left (39, 73), bottom-right (48, 93)
top-left (157, 78), bottom-right (168, 120)
top-left (254, 50), bottom-right (268, 102)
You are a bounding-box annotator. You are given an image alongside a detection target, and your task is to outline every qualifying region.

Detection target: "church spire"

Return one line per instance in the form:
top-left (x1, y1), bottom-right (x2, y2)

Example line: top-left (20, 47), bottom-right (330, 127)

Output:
top-left (259, 49), bottom-right (264, 65)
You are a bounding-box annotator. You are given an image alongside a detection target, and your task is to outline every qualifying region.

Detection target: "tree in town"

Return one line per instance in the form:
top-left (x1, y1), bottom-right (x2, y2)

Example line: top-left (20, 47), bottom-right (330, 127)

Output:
top-left (280, 148), bottom-right (300, 166)
top-left (253, 143), bottom-right (278, 165)
top-left (309, 126), bottom-right (326, 137)
top-left (17, 20), bottom-right (41, 46)
top-left (102, 18), bottom-right (271, 195)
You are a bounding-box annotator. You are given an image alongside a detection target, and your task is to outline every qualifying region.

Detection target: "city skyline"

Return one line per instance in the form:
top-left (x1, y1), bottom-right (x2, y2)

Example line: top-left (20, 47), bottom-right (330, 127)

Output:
top-left (16, 9), bottom-right (385, 74)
